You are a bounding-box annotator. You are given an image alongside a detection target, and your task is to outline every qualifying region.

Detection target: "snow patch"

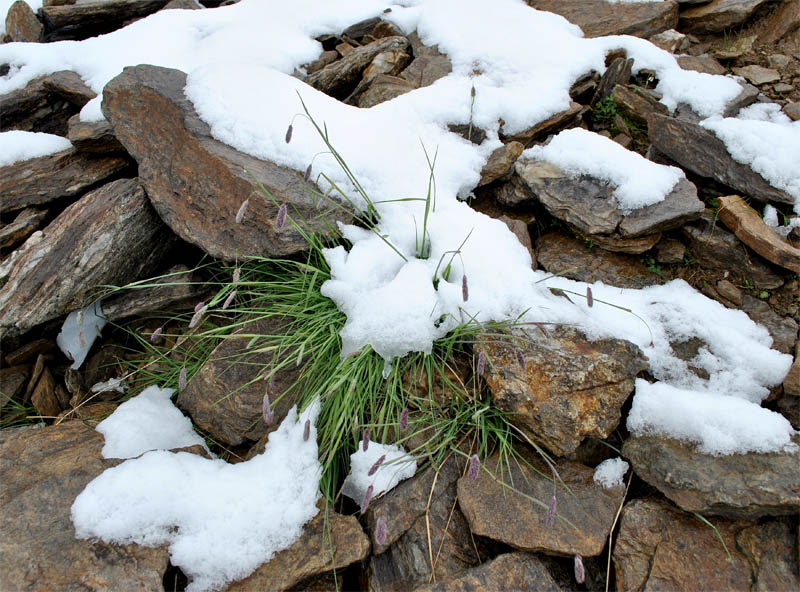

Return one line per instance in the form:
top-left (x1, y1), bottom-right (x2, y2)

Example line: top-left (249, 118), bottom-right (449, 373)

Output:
top-left (0, 130), bottom-right (71, 166)
top-left (593, 457), bottom-right (629, 488)
top-left (341, 441), bottom-right (417, 504)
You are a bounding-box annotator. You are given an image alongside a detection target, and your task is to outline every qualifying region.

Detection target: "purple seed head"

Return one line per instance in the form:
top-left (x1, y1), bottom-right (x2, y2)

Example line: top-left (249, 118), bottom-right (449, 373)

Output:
top-left (303, 419), bottom-right (310, 441)
top-left (179, 365), bottom-right (187, 391)
top-left (476, 351), bottom-right (485, 376)
top-left (262, 392), bottom-right (273, 425)
top-left (574, 555), bottom-right (585, 584)
top-left (232, 267), bottom-right (241, 284)
top-left (586, 286), bottom-right (593, 308)
top-left (304, 163), bottom-right (312, 183)
top-left (194, 301), bottom-right (205, 313)
top-left (235, 199), bottom-right (249, 224)
top-left (468, 454), bottom-right (480, 481)
top-left (276, 203), bottom-right (287, 230)
top-left (222, 291), bottom-right (236, 310)
top-left (375, 515), bottom-right (387, 546)
top-left (462, 274), bottom-right (469, 302)
top-left (150, 326), bottom-right (163, 343)
top-left (188, 305), bottom-right (207, 329)
top-left (515, 349), bottom-right (526, 371)
top-left (368, 454), bottom-right (386, 476)
top-left (362, 427), bottom-right (370, 452)
top-left (546, 494), bottom-right (557, 528)
top-left (361, 484), bottom-right (374, 514)
top-left (285, 124), bottom-right (293, 143)
top-left (399, 407), bottom-right (409, 431)
top-left (471, 84), bottom-right (476, 98)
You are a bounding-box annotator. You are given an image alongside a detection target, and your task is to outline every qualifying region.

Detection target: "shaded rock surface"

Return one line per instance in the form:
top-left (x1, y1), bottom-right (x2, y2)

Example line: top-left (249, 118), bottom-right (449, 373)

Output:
top-left (501, 101), bottom-right (582, 147)
top-left (678, 0), bottom-right (771, 34)
top-left (526, 0), bottom-right (678, 38)
top-left (623, 435), bottom-right (800, 519)
top-left (67, 114), bottom-right (126, 154)
top-left (0, 207), bottom-right (49, 249)
top-left (102, 65), bottom-right (346, 261)
top-left (40, 0), bottom-right (171, 41)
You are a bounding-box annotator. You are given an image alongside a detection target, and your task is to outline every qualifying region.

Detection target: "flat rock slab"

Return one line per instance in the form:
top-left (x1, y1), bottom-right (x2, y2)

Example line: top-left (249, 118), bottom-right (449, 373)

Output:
top-left (501, 101), bottom-right (582, 147)
top-left (41, 0), bottom-right (170, 41)
top-left (414, 552), bottom-right (565, 592)
top-left (0, 207), bottom-right (48, 249)
top-left (623, 435), bottom-right (800, 519)
top-left (648, 113), bottom-right (795, 206)
top-left (678, 0), bottom-right (770, 34)
top-left (102, 65), bottom-right (347, 261)
top-left (733, 65), bottom-right (781, 86)
top-left (515, 159), bottom-right (704, 238)
top-left (0, 421), bottom-right (169, 589)
top-left (5, 0), bottom-right (44, 42)
top-left (483, 325), bottom-right (647, 456)
top-left (527, 0), bottom-right (678, 38)
top-left (67, 113), bottom-right (125, 154)
top-left (457, 449), bottom-right (625, 557)
top-left (0, 178), bottom-right (174, 342)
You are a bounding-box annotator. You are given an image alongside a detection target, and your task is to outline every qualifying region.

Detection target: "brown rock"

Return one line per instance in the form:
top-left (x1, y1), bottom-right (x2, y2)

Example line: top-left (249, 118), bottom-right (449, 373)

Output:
top-left (623, 435), bottom-right (800, 519)
top-left (67, 113), bottom-right (125, 154)
top-left (785, 102), bottom-right (800, 121)
top-left (739, 518), bottom-right (800, 592)
top-left (526, 0), bottom-right (678, 38)
top-left (592, 57), bottom-right (634, 107)
top-left (102, 65), bottom-right (345, 261)
top-left (345, 46), bottom-right (411, 104)
top-left (611, 84), bottom-right (670, 128)
top-left (399, 53), bottom-right (452, 89)
top-left (757, 0), bottom-right (800, 44)
top-left (0, 365), bottom-right (31, 400)
top-left (5, 0), bottom-right (43, 42)
top-left (0, 207), bottom-right (48, 249)
top-left (4, 338), bottom-right (55, 366)
top-left (654, 237), bottom-right (686, 264)
top-left (0, 421), bottom-right (169, 588)
top-left (733, 65), bottom-right (782, 86)
top-left (648, 29), bottom-right (687, 53)
top-left (414, 552), bottom-right (565, 592)
top-left (478, 141), bottom-right (523, 186)
top-left (224, 507), bottom-right (370, 592)
top-left (30, 366), bottom-right (62, 417)
top-left (41, 70), bottom-right (96, 106)
top-left (0, 179), bottom-right (174, 341)
top-left (457, 448), bottom-right (625, 556)
top-left (677, 54), bottom-right (727, 75)
top-left (716, 195), bottom-right (800, 273)
top-left (784, 354), bottom-right (800, 396)
top-left (740, 294), bottom-right (798, 355)
top-left (497, 214), bottom-right (535, 264)
top-left (501, 101), bottom-right (582, 147)
top-left (536, 232), bottom-right (660, 288)
top-left (0, 148), bottom-right (129, 214)
top-left (304, 50), bottom-right (338, 76)
top-left (649, 113), bottom-right (795, 206)
top-left (716, 278), bottom-right (744, 306)
top-left (357, 74), bottom-right (416, 108)
top-left (587, 232), bottom-right (661, 255)
top-left (41, 0), bottom-right (171, 41)
top-left (679, 0), bottom-right (770, 34)
top-left (483, 325), bottom-right (646, 456)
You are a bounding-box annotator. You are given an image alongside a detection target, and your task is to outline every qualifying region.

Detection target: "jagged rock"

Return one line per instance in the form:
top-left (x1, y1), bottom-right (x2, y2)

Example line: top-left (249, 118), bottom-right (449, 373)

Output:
top-left (677, 54), bottom-right (727, 75)
top-left (586, 232), bottom-right (661, 255)
top-left (41, 0), bottom-right (171, 41)
top-left (536, 232), bottom-right (660, 288)
top-left (526, 0), bottom-right (678, 38)
top-left (345, 46), bottom-right (411, 104)
top-left (0, 421), bottom-right (169, 588)
top-left (736, 518), bottom-right (800, 592)
top-left (482, 325), bottom-right (647, 456)
top-left (223, 506), bottom-right (370, 592)
top-left (178, 317), bottom-right (306, 446)
top-left (0, 207), bottom-right (48, 249)
top-left (681, 212), bottom-right (785, 290)
top-left (613, 498), bottom-right (753, 592)
top-left (478, 141), bottom-right (523, 186)
top-left (67, 113), bottom-right (126, 154)
top-left (623, 435), bottom-right (800, 519)
top-left (679, 0), bottom-right (771, 34)
top-left (592, 57), bottom-right (634, 106)
top-left (611, 84), bottom-right (670, 128)
top-left (399, 53), bottom-right (452, 89)
top-left (5, 0), bottom-right (44, 42)
top-left (102, 65), bottom-right (346, 260)
top-left (733, 65), bottom-right (781, 86)
top-left (757, 0), bottom-right (800, 44)
top-left (649, 114), bottom-right (795, 206)
top-left (0, 148), bottom-right (129, 214)
top-left (5, 339), bottom-right (56, 368)
top-left (457, 449), bottom-right (626, 556)
top-left (0, 179), bottom-right (174, 342)
top-left (41, 70), bottom-right (97, 105)
top-left (515, 159), bottom-right (704, 238)
top-left (501, 101), bottom-right (582, 147)
top-left (784, 354), bottom-right (800, 396)
top-left (722, 81), bottom-right (760, 118)
top-left (740, 295), bottom-right (798, 355)
top-left (648, 29), bottom-right (687, 53)
top-left (357, 74), bottom-right (416, 108)
top-left (716, 195), bottom-right (800, 273)
top-left (414, 553), bottom-right (566, 592)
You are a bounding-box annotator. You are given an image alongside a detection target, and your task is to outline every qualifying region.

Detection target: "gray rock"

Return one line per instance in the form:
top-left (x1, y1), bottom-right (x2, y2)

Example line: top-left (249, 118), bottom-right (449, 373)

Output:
top-left (677, 54), bottom-right (727, 75)
top-left (345, 47), bottom-right (411, 104)
top-left (740, 295), bottom-right (798, 355)
top-left (0, 207), bottom-right (48, 249)
top-left (67, 113), bottom-right (125, 154)
top-left (611, 84), bottom-right (670, 127)
top-left (678, 0), bottom-right (770, 34)
top-left (357, 74), bottom-right (416, 108)
top-left (399, 54), bottom-right (452, 89)
top-left (733, 65), bottom-right (781, 86)
top-left (592, 57), bottom-right (634, 107)
top-left (478, 141), bottom-right (523, 186)
top-left (526, 0), bottom-right (678, 38)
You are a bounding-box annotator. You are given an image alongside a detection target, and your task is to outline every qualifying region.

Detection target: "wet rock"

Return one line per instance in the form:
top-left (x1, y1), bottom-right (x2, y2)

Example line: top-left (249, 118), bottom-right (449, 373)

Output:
top-left (0, 148), bottom-right (130, 214)
top-left (414, 552), bottom-right (565, 592)
top-left (103, 65), bottom-right (346, 261)
top-left (623, 435), bottom-right (800, 519)
top-left (357, 74), bottom-right (416, 108)
top-left (526, 0), bottom-right (678, 38)
top-left (717, 195), bottom-right (800, 273)
top-left (611, 84), bottom-right (670, 128)
top-left (0, 421), bottom-right (169, 588)
top-left (739, 295), bottom-right (798, 355)
top-left (457, 448), bottom-right (626, 556)
top-left (0, 207), bottom-right (48, 249)
top-left (41, 0), bottom-right (171, 41)
top-left (482, 325), bottom-right (647, 456)
top-left (648, 114), bottom-right (795, 206)
top-left (733, 65), bottom-right (781, 86)
top-left (67, 114), bottom-right (126, 154)
top-left (677, 54), bottom-right (727, 75)
top-left (0, 179), bottom-right (174, 342)
top-left (224, 507), bottom-right (370, 592)
top-left (613, 498), bottom-right (753, 592)
top-left (536, 232), bottom-right (660, 288)
top-left (5, 0), bottom-right (44, 42)
top-left (478, 141), bottom-right (523, 186)
top-left (678, 0), bottom-right (770, 34)
top-left (501, 101), bottom-right (582, 147)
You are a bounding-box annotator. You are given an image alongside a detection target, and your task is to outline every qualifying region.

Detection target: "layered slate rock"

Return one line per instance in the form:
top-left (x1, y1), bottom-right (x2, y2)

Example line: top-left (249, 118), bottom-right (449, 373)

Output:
top-left (5, 0), bottom-right (44, 42)
top-left (623, 435), bottom-right (800, 519)
top-left (478, 141), bottom-right (524, 186)
top-left (457, 449), bottom-right (625, 556)
top-left (648, 113), bottom-right (795, 206)
top-left (40, 0), bottom-right (170, 41)
top-left (414, 553), bottom-right (565, 592)
top-left (0, 179), bottom-right (174, 341)
top-left (0, 207), bottom-right (48, 249)
top-left (500, 101), bottom-right (582, 147)
top-left (224, 507), bottom-right (370, 592)
top-left (0, 421), bottom-right (169, 589)
top-left (736, 517), bottom-right (800, 592)
top-left (526, 0), bottom-right (678, 38)
top-left (757, 0), bottom-right (800, 44)
top-left (67, 114), bottom-right (126, 154)
top-left (515, 159), bottom-right (704, 239)
top-left (102, 65), bottom-right (347, 261)
top-left (678, 0), bottom-right (771, 34)
top-left (357, 74), bottom-right (416, 108)
top-left (482, 325), bottom-right (647, 456)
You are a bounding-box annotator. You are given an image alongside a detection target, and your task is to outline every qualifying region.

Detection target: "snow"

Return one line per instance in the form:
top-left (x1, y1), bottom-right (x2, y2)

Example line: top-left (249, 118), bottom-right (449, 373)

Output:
top-left (763, 204), bottom-right (800, 237)
top-left (341, 441), bottom-right (417, 504)
top-left (1, 0), bottom-right (42, 36)
top-left (72, 400), bottom-right (323, 592)
top-left (95, 385), bottom-right (208, 459)
top-left (0, 130), bottom-right (71, 166)
top-left (523, 128), bottom-right (685, 212)
top-left (593, 457), bottom-right (629, 488)
top-left (56, 301), bottom-right (106, 370)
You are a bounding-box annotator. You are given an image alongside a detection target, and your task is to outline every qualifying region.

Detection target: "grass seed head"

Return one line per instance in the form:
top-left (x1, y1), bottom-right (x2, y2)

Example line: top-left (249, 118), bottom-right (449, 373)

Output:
top-left (303, 419), bottom-right (310, 441)
top-left (179, 365), bottom-right (187, 391)
top-left (462, 274), bottom-right (469, 302)
top-left (477, 351), bottom-right (485, 376)
top-left (515, 349), bottom-right (526, 371)
top-left (468, 454), bottom-right (480, 481)
top-left (222, 291), bottom-right (236, 310)
top-left (232, 267), bottom-right (241, 284)
top-left (304, 163), bottom-right (312, 182)
top-left (586, 286), bottom-right (593, 308)
top-left (368, 454), bottom-right (386, 476)
top-left (375, 515), bottom-right (387, 545)
top-left (235, 199), bottom-right (249, 224)
top-left (546, 494), bottom-right (557, 528)
top-left (276, 203), bottom-right (288, 229)
top-left (150, 326), bottom-right (163, 343)
top-left (574, 555), bottom-right (585, 584)
top-left (361, 484), bottom-right (374, 514)
top-left (188, 304), bottom-right (208, 329)
top-left (285, 124), bottom-right (293, 143)
top-left (362, 427), bottom-right (370, 451)
top-left (400, 407), bottom-right (409, 431)
top-left (262, 392), bottom-right (274, 426)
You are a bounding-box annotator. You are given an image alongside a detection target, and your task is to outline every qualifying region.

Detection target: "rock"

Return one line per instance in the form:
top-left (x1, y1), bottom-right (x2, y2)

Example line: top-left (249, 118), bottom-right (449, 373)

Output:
top-left (648, 113), bottom-right (795, 206)
top-left (399, 54), bottom-right (452, 89)
top-left (526, 0), bottom-right (678, 38)
top-left (678, 0), bottom-right (770, 34)
top-left (740, 295), bottom-right (798, 355)
top-left (785, 102), bottom-right (800, 121)
top-left (0, 421), bottom-right (169, 588)
top-left (716, 195), bottom-right (800, 273)
top-left (414, 553), bottom-right (566, 592)
top-left (457, 448), bottom-right (626, 556)
top-left (774, 83), bottom-right (794, 94)
top-left (4, 339), bottom-right (56, 366)
top-left (623, 435), bottom-right (800, 519)
top-left (756, 0), bottom-right (800, 44)
top-left (715, 278), bottom-right (744, 306)
top-left (178, 317), bottom-right (306, 446)
top-left (223, 506), bottom-right (370, 592)
top-left (736, 518), bottom-right (800, 592)
top-left (515, 159), bottom-right (704, 238)
top-left (784, 354), bottom-right (800, 396)
top-left (654, 237), bottom-right (686, 264)
top-left (478, 141), bottom-right (523, 186)
top-left (497, 215), bottom-right (535, 263)
top-left (30, 366), bottom-right (62, 417)
top-left (592, 57), bottom-right (634, 106)
top-left (483, 325), bottom-right (647, 456)
top-left (0, 207), bottom-right (48, 249)
top-left (536, 232), bottom-right (660, 288)
top-left (613, 498), bottom-right (753, 592)
top-left (67, 114), bottom-right (126, 154)
top-left (345, 46), bottom-right (411, 104)
top-left (0, 179), bottom-right (174, 342)
top-left (0, 148), bottom-right (130, 214)
top-left (102, 65), bottom-right (346, 261)
top-left (733, 65), bottom-right (782, 86)
top-left (162, 0), bottom-right (201, 9)
top-left (721, 81), bottom-right (760, 118)
top-left (501, 101), bottom-right (582, 147)
top-left (585, 232), bottom-right (661, 255)
top-left (649, 28), bottom-right (687, 53)
top-left (5, 0), bottom-right (43, 42)
top-left (40, 0), bottom-right (171, 41)
top-left (357, 74), bottom-right (416, 108)
top-left (306, 36), bottom-right (409, 99)
top-left (677, 54), bottom-right (727, 75)
top-left (0, 365), bottom-right (31, 400)
top-left (611, 84), bottom-right (670, 128)
top-left (41, 70), bottom-right (97, 106)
